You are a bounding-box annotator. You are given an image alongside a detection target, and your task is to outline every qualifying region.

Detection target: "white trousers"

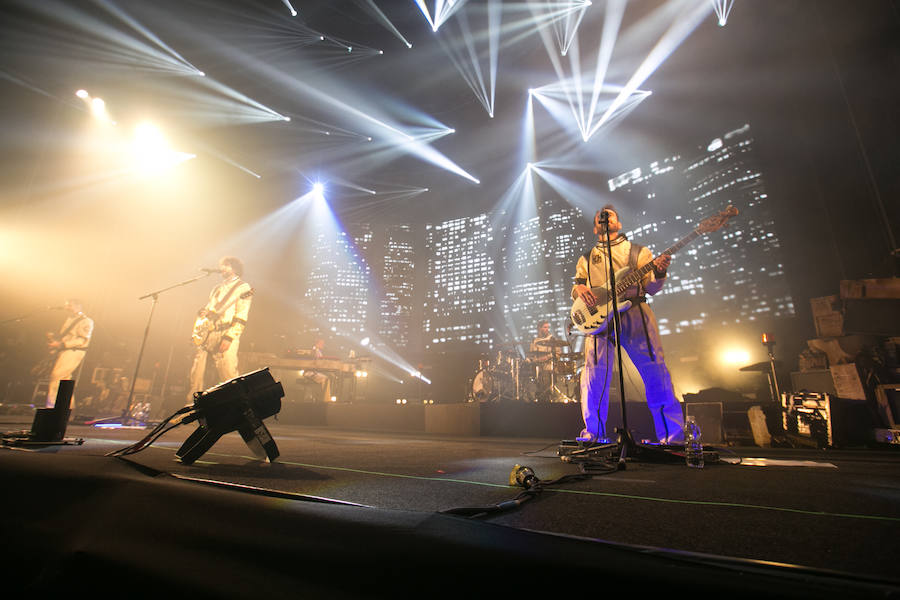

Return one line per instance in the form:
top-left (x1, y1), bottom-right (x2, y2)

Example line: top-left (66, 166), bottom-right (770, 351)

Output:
top-left (580, 304), bottom-right (685, 443)
top-left (188, 336), bottom-right (240, 403)
top-left (45, 349), bottom-right (86, 408)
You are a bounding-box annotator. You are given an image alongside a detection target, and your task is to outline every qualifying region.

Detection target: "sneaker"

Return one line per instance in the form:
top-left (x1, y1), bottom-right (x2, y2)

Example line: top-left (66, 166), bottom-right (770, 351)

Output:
top-left (576, 430), bottom-right (597, 443)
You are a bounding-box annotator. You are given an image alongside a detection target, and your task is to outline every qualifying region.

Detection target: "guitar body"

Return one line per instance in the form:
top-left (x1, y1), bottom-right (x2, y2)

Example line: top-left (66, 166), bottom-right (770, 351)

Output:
top-left (570, 267), bottom-right (633, 335)
top-left (191, 311), bottom-right (218, 349)
top-left (191, 288), bottom-right (253, 352)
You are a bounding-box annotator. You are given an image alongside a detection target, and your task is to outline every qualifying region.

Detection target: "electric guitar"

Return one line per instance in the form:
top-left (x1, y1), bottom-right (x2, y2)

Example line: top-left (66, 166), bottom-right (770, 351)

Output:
top-left (191, 288), bottom-right (254, 350)
top-left (570, 206), bottom-right (739, 335)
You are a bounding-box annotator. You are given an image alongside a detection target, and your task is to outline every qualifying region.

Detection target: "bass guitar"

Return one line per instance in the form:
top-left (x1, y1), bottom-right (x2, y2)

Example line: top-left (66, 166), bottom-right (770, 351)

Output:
top-left (191, 289), bottom-right (254, 351)
top-left (570, 206), bottom-right (738, 335)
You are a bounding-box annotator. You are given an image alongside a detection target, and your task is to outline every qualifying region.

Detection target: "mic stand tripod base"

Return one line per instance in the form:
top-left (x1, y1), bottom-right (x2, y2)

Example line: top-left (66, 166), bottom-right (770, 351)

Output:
top-left (558, 428), bottom-right (687, 468)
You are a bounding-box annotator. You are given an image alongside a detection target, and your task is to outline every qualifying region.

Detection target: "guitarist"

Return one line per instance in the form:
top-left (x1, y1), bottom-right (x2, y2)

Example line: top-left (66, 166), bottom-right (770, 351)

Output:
top-left (44, 299), bottom-right (94, 409)
top-left (187, 256), bottom-right (253, 400)
top-left (571, 205), bottom-right (683, 445)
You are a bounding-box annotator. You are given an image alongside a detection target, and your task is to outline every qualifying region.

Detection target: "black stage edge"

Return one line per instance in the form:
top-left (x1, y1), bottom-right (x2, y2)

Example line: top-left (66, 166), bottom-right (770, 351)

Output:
top-left (1, 450), bottom-right (896, 599)
top-left (274, 401), bottom-right (657, 439)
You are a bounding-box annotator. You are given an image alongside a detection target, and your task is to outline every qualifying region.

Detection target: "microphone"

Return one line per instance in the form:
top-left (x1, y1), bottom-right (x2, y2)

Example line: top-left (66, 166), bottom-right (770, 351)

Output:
top-left (200, 267), bottom-right (221, 274)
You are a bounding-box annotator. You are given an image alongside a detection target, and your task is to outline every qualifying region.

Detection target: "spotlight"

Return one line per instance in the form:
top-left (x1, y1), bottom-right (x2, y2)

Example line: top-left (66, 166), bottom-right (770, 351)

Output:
top-left (90, 97), bottom-right (106, 118)
top-left (175, 368), bottom-right (284, 465)
top-left (75, 89), bottom-right (89, 99)
top-left (360, 337), bottom-right (370, 347)
top-left (720, 348), bottom-right (750, 366)
top-left (313, 182), bottom-right (325, 195)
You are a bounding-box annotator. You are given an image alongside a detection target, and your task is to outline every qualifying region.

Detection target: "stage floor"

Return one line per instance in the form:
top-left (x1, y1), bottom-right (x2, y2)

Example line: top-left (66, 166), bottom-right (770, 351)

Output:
top-left (2, 415), bottom-right (899, 597)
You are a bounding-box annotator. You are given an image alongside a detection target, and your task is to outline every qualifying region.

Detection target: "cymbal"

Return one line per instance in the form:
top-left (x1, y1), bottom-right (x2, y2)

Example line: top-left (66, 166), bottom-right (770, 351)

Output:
top-left (533, 338), bottom-right (571, 348)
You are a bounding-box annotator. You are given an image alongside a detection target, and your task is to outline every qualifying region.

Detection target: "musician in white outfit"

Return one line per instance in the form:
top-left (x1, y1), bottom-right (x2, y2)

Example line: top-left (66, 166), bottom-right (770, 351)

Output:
top-left (188, 256), bottom-right (252, 400)
top-left (571, 205), bottom-right (683, 444)
top-left (45, 299), bottom-right (94, 409)
top-left (304, 337), bottom-right (332, 403)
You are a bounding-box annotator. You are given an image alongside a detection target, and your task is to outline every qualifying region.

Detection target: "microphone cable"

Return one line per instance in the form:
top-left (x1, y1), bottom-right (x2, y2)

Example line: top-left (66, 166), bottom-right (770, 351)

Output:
top-left (439, 465), bottom-right (591, 519)
top-left (105, 406), bottom-right (196, 458)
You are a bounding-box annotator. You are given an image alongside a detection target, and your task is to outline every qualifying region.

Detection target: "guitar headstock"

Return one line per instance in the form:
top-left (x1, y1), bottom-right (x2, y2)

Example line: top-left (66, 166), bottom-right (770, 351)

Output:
top-left (697, 205), bottom-right (739, 234)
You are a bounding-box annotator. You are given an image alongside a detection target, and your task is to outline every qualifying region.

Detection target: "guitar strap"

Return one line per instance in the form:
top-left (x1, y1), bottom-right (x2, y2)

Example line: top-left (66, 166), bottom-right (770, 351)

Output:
top-left (626, 242), bottom-right (655, 362)
top-left (213, 280), bottom-right (243, 314)
top-left (628, 242), bottom-right (643, 272)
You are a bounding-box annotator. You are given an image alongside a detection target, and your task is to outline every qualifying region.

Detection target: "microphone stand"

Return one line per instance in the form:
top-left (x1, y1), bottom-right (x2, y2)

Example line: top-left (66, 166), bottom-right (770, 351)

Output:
top-left (99, 271), bottom-right (212, 427)
top-left (598, 212), bottom-right (637, 468)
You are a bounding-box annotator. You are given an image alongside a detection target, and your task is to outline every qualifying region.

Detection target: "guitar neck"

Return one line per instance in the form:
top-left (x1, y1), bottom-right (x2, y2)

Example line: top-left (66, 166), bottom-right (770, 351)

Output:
top-left (614, 229), bottom-right (701, 294)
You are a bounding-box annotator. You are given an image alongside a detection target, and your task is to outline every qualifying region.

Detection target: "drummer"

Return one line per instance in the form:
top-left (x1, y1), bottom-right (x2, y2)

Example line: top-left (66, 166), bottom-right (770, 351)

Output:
top-left (529, 320), bottom-right (561, 396)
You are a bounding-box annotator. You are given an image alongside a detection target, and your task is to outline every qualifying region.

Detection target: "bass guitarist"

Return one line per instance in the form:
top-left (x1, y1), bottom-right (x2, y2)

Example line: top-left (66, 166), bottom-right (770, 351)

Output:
top-left (187, 256), bottom-right (253, 401)
top-left (571, 205), bottom-right (683, 444)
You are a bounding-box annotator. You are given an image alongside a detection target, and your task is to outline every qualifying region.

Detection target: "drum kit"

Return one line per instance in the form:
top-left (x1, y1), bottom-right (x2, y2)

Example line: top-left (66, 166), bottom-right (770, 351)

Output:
top-left (468, 338), bottom-right (583, 403)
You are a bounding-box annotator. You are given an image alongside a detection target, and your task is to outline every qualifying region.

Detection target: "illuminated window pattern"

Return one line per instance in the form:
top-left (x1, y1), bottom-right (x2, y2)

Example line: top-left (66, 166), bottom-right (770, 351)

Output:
top-left (424, 214), bottom-right (498, 350)
top-left (305, 224), bottom-right (372, 338)
top-left (607, 123), bottom-right (794, 335)
top-left (378, 224), bottom-right (415, 347)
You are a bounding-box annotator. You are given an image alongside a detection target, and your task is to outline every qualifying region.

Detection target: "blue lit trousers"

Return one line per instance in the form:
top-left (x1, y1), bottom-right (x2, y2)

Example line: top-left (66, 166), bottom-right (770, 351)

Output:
top-left (580, 303), bottom-right (685, 443)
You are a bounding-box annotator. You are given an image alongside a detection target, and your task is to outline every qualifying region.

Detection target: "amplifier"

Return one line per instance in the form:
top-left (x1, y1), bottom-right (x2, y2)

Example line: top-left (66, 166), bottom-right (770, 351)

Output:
top-left (873, 428), bottom-right (900, 445)
top-left (781, 392), bottom-right (872, 448)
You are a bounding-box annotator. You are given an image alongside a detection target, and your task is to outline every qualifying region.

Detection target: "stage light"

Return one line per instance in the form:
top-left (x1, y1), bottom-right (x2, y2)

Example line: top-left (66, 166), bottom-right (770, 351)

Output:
top-left (720, 348), bottom-right (751, 366)
top-left (713, 0), bottom-right (734, 26)
top-left (75, 89), bottom-right (89, 99)
top-left (131, 121), bottom-right (195, 173)
top-left (175, 369), bottom-right (284, 465)
top-left (313, 182), bottom-right (325, 195)
top-left (90, 97), bottom-right (106, 117)
top-left (360, 337), bottom-right (370, 346)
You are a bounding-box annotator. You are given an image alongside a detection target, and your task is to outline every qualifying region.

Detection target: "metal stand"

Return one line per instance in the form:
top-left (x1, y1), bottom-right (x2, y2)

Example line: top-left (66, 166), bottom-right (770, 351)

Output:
top-left (763, 333), bottom-right (781, 403)
top-left (99, 272), bottom-right (212, 427)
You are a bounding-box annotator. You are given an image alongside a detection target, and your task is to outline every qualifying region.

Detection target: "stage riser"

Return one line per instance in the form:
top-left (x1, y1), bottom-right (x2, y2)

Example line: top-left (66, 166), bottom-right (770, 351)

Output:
top-left (275, 401), bottom-right (656, 439)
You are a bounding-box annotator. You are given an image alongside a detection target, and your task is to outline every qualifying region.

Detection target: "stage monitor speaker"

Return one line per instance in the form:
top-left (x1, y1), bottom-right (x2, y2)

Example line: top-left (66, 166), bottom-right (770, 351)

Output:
top-left (31, 379), bottom-right (74, 442)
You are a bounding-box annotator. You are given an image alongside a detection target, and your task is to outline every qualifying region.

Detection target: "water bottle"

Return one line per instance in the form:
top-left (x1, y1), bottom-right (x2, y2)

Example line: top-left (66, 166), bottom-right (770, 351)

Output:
top-left (684, 416), bottom-right (704, 469)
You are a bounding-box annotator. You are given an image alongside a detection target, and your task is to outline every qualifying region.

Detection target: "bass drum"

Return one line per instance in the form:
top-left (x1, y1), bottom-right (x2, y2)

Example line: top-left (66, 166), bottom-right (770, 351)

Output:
top-left (470, 369), bottom-right (495, 402)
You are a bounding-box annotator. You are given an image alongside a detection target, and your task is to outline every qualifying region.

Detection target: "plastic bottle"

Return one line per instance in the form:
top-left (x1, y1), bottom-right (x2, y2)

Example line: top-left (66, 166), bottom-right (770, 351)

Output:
top-left (684, 416), bottom-right (704, 469)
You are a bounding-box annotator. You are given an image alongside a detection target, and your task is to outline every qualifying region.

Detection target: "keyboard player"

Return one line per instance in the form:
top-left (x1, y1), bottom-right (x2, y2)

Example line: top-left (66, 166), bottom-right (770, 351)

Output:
top-left (303, 337), bottom-right (332, 402)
